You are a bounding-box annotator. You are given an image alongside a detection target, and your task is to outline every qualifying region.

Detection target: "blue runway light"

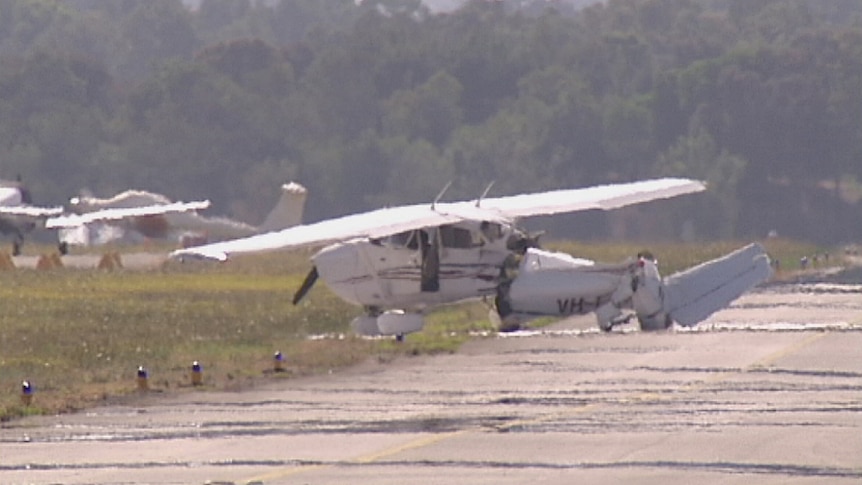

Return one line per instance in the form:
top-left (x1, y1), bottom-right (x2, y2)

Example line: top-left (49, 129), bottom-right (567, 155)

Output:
top-left (191, 361), bottom-right (203, 386)
top-left (136, 365), bottom-right (149, 391)
top-left (274, 351), bottom-right (285, 372)
top-left (21, 380), bottom-right (33, 406)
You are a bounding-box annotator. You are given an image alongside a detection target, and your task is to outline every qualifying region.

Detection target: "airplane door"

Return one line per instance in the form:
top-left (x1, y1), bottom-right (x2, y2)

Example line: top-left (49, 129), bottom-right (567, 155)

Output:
top-left (420, 229), bottom-right (440, 292)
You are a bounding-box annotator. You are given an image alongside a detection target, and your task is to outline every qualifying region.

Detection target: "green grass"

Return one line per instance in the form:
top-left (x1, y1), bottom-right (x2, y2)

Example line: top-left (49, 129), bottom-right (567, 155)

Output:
top-left (0, 239), bottom-right (838, 420)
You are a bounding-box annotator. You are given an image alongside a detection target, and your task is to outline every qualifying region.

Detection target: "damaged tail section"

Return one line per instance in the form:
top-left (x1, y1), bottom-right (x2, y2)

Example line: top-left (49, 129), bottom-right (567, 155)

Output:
top-left (497, 243), bottom-right (772, 332)
top-left (663, 243), bottom-right (772, 327)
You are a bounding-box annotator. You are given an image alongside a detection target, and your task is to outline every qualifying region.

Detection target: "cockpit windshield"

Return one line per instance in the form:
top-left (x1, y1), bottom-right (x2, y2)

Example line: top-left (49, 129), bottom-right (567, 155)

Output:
top-left (371, 230), bottom-right (419, 250)
top-left (480, 221), bottom-right (503, 242)
top-left (372, 223), bottom-right (499, 251)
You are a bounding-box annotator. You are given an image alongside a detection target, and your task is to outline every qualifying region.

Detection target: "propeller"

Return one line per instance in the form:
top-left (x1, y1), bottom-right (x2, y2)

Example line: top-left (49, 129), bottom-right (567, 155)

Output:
top-left (506, 230), bottom-right (544, 254)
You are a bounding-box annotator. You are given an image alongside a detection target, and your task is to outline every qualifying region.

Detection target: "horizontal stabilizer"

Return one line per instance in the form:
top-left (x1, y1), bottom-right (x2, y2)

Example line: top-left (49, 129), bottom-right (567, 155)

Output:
top-left (46, 200), bottom-right (210, 228)
top-left (663, 243), bottom-right (772, 327)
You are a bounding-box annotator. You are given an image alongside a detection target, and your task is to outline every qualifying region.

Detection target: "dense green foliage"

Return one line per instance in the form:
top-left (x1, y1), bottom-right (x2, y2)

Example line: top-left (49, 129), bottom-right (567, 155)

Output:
top-left (1, 0), bottom-right (861, 242)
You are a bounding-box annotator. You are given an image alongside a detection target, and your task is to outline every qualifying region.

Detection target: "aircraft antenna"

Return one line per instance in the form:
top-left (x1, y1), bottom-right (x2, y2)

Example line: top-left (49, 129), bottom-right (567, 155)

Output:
top-left (431, 181), bottom-right (452, 210)
top-left (476, 181), bottom-right (496, 207)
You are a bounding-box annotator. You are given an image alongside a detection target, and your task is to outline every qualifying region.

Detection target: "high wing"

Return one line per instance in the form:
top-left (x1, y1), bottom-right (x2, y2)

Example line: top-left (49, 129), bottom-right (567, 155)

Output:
top-left (45, 200), bottom-right (211, 229)
top-left (171, 178), bottom-right (705, 262)
top-left (475, 177), bottom-right (705, 218)
top-left (171, 202), bottom-right (502, 261)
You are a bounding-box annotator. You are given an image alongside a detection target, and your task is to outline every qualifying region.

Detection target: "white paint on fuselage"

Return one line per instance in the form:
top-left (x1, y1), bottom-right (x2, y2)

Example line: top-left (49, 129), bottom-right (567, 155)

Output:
top-left (504, 248), bottom-right (636, 321)
top-left (312, 220), bottom-right (521, 310)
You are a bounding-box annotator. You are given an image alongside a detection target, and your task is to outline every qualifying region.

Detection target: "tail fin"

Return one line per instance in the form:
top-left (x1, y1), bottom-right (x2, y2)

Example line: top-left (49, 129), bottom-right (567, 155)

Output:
top-left (258, 182), bottom-right (307, 232)
top-left (663, 243), bottom-right (772, 327)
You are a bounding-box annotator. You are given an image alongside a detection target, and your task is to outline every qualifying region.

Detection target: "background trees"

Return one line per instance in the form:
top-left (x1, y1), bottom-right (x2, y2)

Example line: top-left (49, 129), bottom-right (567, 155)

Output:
top-left (1, 0), bottom-right (861, 243)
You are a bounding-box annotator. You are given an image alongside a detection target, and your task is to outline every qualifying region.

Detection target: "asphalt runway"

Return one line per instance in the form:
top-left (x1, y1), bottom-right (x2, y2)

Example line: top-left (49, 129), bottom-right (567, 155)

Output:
top-left (2, 280), bottom-right (862, 484)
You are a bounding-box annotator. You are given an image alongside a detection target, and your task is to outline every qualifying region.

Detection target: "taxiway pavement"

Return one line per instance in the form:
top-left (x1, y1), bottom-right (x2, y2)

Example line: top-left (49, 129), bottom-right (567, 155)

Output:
top-left (2, 281), bottom-right (862, 484)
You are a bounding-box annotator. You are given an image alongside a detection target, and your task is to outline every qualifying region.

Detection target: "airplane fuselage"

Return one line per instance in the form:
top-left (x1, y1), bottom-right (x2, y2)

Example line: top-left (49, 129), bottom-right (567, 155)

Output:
top-left (130, 214), bottom-right (171, 239)
top-left (501, 250), bottom-right (634, 324)
top-left (312, 220), bottom-right (522, 310)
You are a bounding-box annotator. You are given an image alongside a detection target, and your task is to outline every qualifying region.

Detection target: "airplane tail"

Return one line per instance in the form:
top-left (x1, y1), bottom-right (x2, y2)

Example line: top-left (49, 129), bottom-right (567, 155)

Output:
top-left (662, 243), bottom-right (772, 327)
top-left (258, 182), bottom-right (307, 232)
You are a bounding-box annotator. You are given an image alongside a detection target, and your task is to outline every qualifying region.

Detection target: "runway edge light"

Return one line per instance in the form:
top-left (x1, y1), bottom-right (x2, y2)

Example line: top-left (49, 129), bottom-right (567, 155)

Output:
top-left (136, 365), bottom-right (149, 391)
top-left (191, 361), bottom-right (203, 386)
top-left (20, 380), bottom-right (33, 406)
top-left (273, 351), bottom-right (285, 373)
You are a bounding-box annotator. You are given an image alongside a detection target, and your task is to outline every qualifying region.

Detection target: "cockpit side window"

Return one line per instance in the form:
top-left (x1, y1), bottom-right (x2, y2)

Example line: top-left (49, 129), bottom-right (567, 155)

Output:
top-left (438, 225), bottom-right (478, 249)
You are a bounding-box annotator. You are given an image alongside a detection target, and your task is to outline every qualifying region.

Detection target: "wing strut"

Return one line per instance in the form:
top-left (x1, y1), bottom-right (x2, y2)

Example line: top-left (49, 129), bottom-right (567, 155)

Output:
top-left (431, 181), bottom-right (452, 210)
top-left (476, 181), bottom-right (496, 207)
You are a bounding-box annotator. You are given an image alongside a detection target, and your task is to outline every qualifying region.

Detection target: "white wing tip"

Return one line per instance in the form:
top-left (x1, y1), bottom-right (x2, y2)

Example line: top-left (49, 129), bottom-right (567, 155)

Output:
top-left (282, 182), bottom-right (307, 194)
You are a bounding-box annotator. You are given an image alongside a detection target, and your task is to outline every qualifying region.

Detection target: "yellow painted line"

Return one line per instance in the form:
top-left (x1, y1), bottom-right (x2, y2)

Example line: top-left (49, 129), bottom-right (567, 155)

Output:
top-left (354, 430), bottom-right (466, 464)
top-left (242, 430), bottom-right (467, 484)
top-left (677, 332), bottom-right (828, 394)
top-left (749, 332), bottom-right (826, 369)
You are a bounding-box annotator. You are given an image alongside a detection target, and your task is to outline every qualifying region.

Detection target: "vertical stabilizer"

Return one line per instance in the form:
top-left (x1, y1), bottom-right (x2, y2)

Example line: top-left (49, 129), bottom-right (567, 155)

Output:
top-left (258, 182), bottom-right (307, 232)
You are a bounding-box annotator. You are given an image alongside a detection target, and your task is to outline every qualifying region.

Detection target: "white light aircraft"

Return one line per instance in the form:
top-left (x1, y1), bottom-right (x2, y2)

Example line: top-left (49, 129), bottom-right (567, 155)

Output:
top-left (0, 178), bottom-right (64, 255)
top-left (171, 178), bottom-right (771, 337)
top-left (47, 182), bottom-right (307, 252)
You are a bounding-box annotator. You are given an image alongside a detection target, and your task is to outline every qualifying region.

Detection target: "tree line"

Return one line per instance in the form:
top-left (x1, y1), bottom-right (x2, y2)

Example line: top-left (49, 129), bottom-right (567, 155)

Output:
top-left (1, 0), bottom-right (861, 243)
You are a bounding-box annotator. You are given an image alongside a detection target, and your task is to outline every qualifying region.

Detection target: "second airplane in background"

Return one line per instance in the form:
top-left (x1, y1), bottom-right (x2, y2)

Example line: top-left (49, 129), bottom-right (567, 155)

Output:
top-left (47, 182), bottom-right (307, 253)
top-left (0, 177), bottom-right (63, 255)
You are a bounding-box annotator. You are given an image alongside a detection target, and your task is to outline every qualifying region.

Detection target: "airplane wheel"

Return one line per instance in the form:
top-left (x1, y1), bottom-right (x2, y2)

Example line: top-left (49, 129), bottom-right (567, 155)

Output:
top-left (12, 242), bottom-right (20, 256)
top-left (497, 321), bottom-right (522, 333)
top-left (58, 241), bottom-right (69, 256)
top-left (395, 334), bottom-right (405, 343)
